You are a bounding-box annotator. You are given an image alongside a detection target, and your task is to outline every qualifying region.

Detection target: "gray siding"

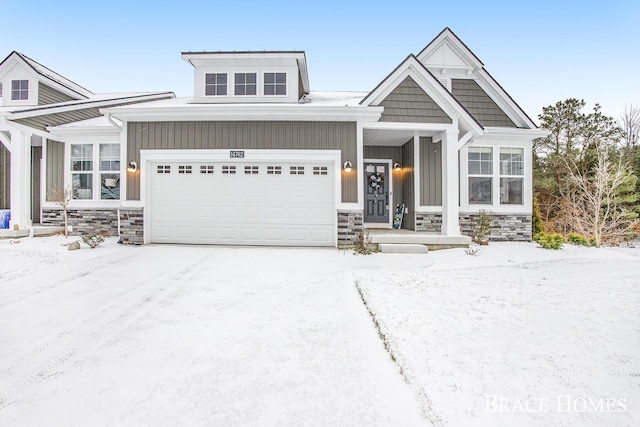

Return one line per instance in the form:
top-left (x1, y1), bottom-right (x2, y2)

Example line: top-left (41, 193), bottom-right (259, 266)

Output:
top-left (46, 140), bottom-right (64, 200)
top-left (401, 139), bottom-right (415, 230)
top-left (127, 121), bottom-right (357, 203)
top-left (451, 79), bottom-right (516, 127)
top-left (0, 143), bottom-right (9, 209)
top-left (38, 82), bottom-right (77, 105)
top-left (378, 76), bottom-right (452, 124)
top-left (363, 145), bottom-right (403, 209)
top-left (419, 136), bottom-right (442, 206)
top-left (31, 146), bottom-right (42, 223)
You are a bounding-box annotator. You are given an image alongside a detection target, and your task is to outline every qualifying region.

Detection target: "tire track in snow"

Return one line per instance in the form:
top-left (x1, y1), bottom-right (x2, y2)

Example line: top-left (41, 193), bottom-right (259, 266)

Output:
top-left (0, 252), bottom-right (212, 408)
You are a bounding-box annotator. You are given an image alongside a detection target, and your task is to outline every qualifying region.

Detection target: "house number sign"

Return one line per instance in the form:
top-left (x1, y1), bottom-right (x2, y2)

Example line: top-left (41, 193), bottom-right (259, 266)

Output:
top-left (230, 150), bottom-right (245, 158)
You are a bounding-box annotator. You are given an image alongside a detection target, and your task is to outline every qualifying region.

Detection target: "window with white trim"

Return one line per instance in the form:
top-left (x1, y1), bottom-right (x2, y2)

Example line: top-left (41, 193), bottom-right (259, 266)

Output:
top-left (234, 73), bottom-right (257, 95)
top-left (500, 147), bottom-right (524, 205)
top-left (99, 144), bottom-right (120, 200)
top-left (264, 73), bottom-right (286, 95)
top-left (205, 73), bottom-right (227, 96)
top-left (11, 80), bottom-right (28, 100)
top-left (70, 143), bottom-right (121, 201)
top-left (468, 147), bottom-right (492, 204)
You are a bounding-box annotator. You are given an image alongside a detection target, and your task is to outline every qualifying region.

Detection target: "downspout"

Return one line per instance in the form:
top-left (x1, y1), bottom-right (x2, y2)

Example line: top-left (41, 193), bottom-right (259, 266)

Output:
top-left (105, 113), bottom-right (122, 130)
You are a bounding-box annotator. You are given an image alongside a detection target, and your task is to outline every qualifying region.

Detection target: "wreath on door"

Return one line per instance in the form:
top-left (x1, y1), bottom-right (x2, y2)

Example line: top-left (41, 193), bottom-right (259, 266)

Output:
top-left (368, 172), bottom-right (384, 190)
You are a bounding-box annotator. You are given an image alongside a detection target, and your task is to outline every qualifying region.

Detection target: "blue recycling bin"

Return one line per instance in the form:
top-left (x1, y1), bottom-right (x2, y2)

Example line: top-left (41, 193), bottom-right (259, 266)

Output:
top-left (0, 210), bottom-right (10, 229)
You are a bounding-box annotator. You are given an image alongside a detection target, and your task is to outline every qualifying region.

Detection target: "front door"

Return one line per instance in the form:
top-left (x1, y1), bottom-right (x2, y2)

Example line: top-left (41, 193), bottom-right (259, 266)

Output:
top-left (364, 162), bottom-right (389, 224)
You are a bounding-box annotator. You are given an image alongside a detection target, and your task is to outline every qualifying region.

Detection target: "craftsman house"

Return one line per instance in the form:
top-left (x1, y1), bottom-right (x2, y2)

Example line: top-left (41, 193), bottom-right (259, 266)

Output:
top-left (0, 28), bottom-right (546, 246)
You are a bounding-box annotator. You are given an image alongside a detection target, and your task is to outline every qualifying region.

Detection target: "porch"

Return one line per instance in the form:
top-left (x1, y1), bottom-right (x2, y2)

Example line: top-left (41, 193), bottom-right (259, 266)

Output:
top-left (366, 228), bottom-right (471, 251)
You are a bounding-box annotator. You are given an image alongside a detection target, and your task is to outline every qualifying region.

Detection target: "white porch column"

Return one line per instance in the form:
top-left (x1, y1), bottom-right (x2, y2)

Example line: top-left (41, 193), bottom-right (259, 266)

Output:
top-left (9, 129), bottom-right (31, 229)
top-left (441, 129), bottom-right (460, 236)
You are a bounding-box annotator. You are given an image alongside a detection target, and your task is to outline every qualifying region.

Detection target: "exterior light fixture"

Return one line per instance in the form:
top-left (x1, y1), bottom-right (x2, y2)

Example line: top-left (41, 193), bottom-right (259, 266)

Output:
top-left (393, 162), bottom-right (401, 172)
top-left (126, 161), bottom-right (138, 173)
top-left (343, 161), bottom-right (352, 173)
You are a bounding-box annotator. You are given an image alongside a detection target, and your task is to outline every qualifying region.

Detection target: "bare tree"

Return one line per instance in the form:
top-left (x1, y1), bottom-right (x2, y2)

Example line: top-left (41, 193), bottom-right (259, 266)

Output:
top-left (620, 104), bottom-right (640, 150)
top-left (565, 149), bottom-right (638, 247)
top-left (48, 186), bottom-right (73, 237)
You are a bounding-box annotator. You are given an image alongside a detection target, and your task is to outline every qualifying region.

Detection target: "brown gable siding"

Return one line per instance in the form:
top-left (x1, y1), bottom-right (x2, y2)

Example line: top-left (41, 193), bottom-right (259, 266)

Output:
top-left (0, 143), bottom-right (10, 209)
top-left (126, 121), bottom-right (357, 203)
top-left (38, 82), bottom-right (77, 105)
top-left (378, 76), bottom-right (452, 124)
top-left (451, 79), bottom-right (516, 127)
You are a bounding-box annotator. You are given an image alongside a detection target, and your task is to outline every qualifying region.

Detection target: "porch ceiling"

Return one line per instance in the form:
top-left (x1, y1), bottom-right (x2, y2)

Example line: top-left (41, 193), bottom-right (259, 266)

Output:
top-left (364, 128), bottom-right (438, 146)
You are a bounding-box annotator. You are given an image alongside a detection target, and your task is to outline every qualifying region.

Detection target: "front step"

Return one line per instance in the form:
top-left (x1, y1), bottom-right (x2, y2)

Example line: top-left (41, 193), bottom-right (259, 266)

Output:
top-left (378, 243), bottom-right (429, 254)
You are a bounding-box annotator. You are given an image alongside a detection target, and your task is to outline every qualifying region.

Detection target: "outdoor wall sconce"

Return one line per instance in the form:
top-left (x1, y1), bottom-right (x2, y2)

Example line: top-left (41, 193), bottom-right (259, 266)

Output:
top-left (343, 161), bottom-right (352, 173)
top-left (393, 162), bottom-right (402, 172)
top-left (126, 161), bottom-right (138, 173)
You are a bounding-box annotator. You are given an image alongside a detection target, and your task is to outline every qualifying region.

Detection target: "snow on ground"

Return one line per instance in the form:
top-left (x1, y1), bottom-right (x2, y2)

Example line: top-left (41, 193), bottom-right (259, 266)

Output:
top-left (0, 236), bottom-right (427, 427)
top-left (1, 237), bottom-right (639, 426)
top-left (356, 242), bottom-right (640, 426)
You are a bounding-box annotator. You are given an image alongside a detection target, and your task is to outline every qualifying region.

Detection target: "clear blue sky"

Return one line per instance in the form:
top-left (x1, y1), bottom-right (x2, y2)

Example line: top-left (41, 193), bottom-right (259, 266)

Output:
top-left (2, 0), bottom-right (638, 121)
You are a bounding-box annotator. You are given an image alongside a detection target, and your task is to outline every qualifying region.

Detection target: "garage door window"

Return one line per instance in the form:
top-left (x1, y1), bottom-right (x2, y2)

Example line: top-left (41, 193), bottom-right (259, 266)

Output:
top-left (200, 165), bottom-right (214, 174)
top-left (222, 165), bottom-right (236, 174)
top-left (290, 166), bottom-right (304, 175)
top-left (267, 166), bottom-right (281, 175)
top-left (244, 165), bottom-right (259, 174)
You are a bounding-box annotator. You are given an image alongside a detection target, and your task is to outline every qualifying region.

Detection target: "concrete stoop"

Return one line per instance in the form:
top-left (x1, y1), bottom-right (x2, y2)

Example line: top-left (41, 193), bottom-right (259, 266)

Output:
top-left (378, 243), bottom-right (429, 254)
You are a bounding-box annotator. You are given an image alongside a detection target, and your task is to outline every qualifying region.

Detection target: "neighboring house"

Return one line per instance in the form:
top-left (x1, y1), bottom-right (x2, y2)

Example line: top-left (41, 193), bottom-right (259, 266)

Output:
top-left (0, 28), bottom-right (547, 246)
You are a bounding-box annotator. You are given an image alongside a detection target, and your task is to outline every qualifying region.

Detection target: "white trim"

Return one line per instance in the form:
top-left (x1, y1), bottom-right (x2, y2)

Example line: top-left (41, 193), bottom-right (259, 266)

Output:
top-left (139, 149), bottom-right (342, 245)
top-left (362, 121), bottom-right (458, 132)
top-left (363, 158), bottom-right (393, 228)
top-left (356, 122), bottom-right (365, 211)
top-left (457, 131), bottom-right (473, 149)
top-left (416, 206), bottom-right (443, 213)
top-left (413, 134), bottom-right (420, 215)
top-left (104, 104), bottom-right (383, 122)
top-left (9, 93), bottom-right (173, 120)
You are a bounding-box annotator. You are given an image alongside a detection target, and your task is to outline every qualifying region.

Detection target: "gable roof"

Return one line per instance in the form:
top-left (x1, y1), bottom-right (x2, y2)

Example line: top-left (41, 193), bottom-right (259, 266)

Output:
top-left (415, 28), bottom-right (537, 129)
top-left (361, 54), bottom-right (484, 135)
top-left (0, 51), bottom-right (93, 99)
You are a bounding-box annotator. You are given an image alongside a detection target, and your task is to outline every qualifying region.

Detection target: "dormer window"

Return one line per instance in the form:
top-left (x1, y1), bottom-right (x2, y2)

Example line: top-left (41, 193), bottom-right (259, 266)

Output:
top-left (234, 73), bottom-right (256, 96)
top-left (11, 80), bottom-right (28, 100)
top-left (264, 73), bottom-right (286, 96)
top-left (205, 73), bottom-right (227, 96)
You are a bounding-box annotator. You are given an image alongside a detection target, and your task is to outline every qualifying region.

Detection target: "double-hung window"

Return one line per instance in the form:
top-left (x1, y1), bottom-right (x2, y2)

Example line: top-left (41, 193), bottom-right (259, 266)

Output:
top-left (234, 73), bottom-right (256, 95)
top-left (264, 73), bottom-right (286, 95)
top-left (468, 147), bottom-right (493, 204)
top-left (11, 80), bottom-right (28, 100)
top-left (205, 73), bottom-right (227, 96)
top-left (499, 147), bottom-right (524, 205)
top-left (71, 143), bottom-right (120, 200)
top-left (99, 144), bottom-right (120, 200)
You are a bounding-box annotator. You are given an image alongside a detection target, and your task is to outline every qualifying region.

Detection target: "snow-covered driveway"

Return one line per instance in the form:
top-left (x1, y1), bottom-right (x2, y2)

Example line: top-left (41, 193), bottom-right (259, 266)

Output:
top-left (0, 238), bottom-right (427, 426)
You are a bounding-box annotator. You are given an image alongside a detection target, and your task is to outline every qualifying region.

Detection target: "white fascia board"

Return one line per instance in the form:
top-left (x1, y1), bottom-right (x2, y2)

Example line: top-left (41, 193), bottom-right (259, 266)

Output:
top-left (105, 105), bottom-right (383, 122)
top-left (480, 127), bottom-right (549, 141)
top-left (47, 125), bottom-right (120, 140)
top-left (363, 121), bottom-right (458, 132)
top-left (3, 120), bottom-right (51, 140)
top-left (416, 30), bottom-right (484, 70)
top-left (9, 93), bottom-right (172, 120)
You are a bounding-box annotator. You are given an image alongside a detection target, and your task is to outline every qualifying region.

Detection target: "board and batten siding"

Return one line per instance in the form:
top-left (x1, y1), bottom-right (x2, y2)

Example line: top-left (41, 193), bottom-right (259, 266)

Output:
top-left (451, 79), bottom-right (516, 128)
top-left (127, 121), bottom-right (358, 203)
top-left (45, 140), bottom-right (65, 201)
top-left (401, 139), bottom-right (415, 230)
top-left (419, 136), bottom-right (442, 206)
top-left (378, 76), bottom-right (452, 124)
top-left (38, 82), bottom-right (77, 105)
top-left (0, 143), bottom-right (9, 209)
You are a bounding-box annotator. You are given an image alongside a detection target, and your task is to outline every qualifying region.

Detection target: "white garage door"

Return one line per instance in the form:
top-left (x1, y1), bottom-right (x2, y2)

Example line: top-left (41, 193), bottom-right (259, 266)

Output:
top-left (148, 160), bottom-right (335, 246)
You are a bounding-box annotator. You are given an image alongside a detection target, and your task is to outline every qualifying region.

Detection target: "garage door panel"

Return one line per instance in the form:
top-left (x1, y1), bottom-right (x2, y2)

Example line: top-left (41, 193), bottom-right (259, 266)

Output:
top-left (149, 160), bottom-right (335, 246)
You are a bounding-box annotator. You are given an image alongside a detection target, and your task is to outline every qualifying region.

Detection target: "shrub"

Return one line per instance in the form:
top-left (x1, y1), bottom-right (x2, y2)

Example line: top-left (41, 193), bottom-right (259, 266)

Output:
top-left (81, 233), bottom-right (105, 249)
top-left (470, 209), bottom-right (493, 244)
top-left (353, 231), bottom-right (375, 255)
top-left (534, 232), bottom-right (564, 249)
top-left (567, 232), bottom-right (593, 246)
top-left (532, 196), bottom-right (546, 235)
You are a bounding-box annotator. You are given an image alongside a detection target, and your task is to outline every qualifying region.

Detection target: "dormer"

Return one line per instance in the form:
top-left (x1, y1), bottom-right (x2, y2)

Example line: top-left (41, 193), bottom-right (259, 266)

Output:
top-left (181, 51), bottom-right (310, 104)
top-left (0, 51), bottom-right (92, 108)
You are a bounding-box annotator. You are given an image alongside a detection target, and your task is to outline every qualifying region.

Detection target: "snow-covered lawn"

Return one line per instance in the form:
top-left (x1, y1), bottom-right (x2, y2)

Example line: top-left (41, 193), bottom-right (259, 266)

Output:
top-left (356, 243), bottom-right (640, 426)
top-left (0, 237), bottom-right (638, 426)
